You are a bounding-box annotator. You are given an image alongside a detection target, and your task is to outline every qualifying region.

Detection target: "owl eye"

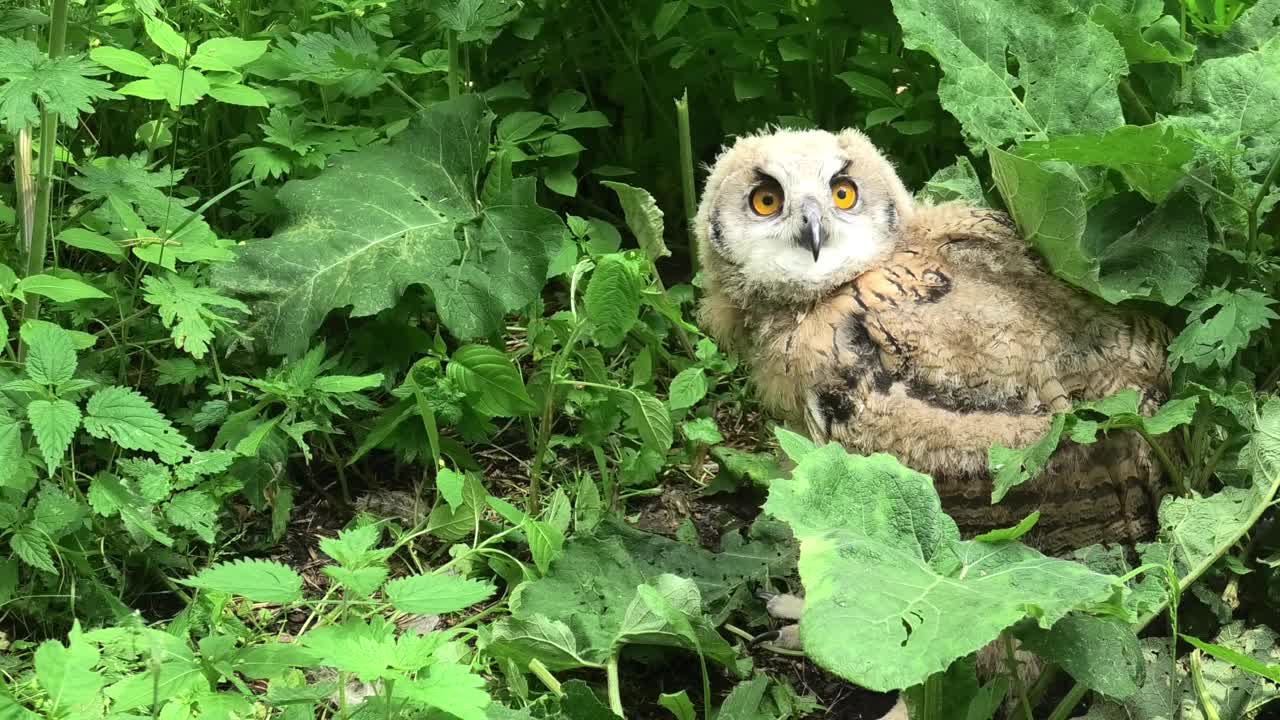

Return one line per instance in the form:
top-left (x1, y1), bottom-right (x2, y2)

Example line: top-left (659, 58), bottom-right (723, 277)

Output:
top-left (750, 186), bottom-right (783, 216)
top-left (831, 179), bottom-right (858, 210)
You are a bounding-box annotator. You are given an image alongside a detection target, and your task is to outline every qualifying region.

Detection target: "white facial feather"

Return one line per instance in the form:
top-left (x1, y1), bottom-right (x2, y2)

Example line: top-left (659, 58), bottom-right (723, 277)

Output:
top-left (696, 127), bottom-right (915, 304)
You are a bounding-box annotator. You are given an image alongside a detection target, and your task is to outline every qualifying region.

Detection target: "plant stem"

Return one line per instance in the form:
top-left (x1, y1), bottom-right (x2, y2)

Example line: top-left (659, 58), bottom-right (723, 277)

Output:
top-left (20, 0), bottom-right (70, 353)
top-left (1138, 426), bottom-right (1187, 496)
top-left (529, 658), bottom-right (564, 697)
top-left (674, 89), bottom-right (698, 276)
top-left (1189, 651), bottom-right (1221, 720)
top-left (1117, 79), bottom-right (1154, 126)
top-left (1044, 684), bottom-right (1087, 720)
top-left (447, 31), bottom-right (460, 98)
top-left (1003, 633), bottom-right (1034, 720)
top-left (1247, 145), bottom-right (1280, 252)
top-left (606, 654), bottom-right (624, 718)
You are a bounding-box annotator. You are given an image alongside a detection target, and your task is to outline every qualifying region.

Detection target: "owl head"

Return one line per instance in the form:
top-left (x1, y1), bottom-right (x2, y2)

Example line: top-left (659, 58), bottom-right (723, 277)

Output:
top-left (695, 127), bottom-right (914, 306)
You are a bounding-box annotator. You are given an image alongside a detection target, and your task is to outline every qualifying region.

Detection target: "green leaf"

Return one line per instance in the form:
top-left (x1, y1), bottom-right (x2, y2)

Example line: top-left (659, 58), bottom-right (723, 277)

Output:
top-left (130, 64), bottom-right (210, 108)
top-left (1095, 189), bottom-right (1208, 306)
top-left (624, 390), bottom-right (673, 453)
top-left (1018, 614), bottom-right (1144, 698)
top-left (143, 15), bottom-right (188, 58)
top-left (764, 444), bottom-right (1122, 691)
top-left (989, 414), bottom-right (1066, 503)
top-left (27, 399), bottom-right (80, 473)
top-left (384, 573), bottom-right (496, 614)
top-left (206, 83), bottom-right (270, 107)
top-left (447, 345), bottom-right (536, 417)
top-left (83, 386), bottom-right (194, 464)
top-left (11, 528), bottom-right (56, 574)
top-left (919, 156), bottom-right (984, 205)
top-left (0, 38), bottom-right (120, 132)
top-left (1090, 2), bottom-right (1196, 64)
top-left (142, 274), bottom-right (249, 359)
top-left (681, 417), bottom-right (723, 446)
top-left (190, 37), bottom-right (269, 71)
top-left (16, 274), bottom-right (109, 302)
top-left (33, 627), bottom-right (102, 714)
top-left (973, 511), bottom-right (1039, 543)
top-left (658, 691), bottom-right (696, 720)
top-left (525, 519), bottom-right (565, 574)
top-left (584, 253), bottom-right (643, 347)
top-left (164, 490), bottom-right (219, 543)
top-left (88, 46), bottom-right (153, 76)
top-left (87, 473), bottom-right (174, 547)
top-left (836, 71), bottom-right (898, 104)
top-left (601, 181), bottom-right (669, 262)
top-left (318, 523), bottom-right (383, 568)
top-left (774, 426), bottom-right (817, 464)
top-left (181, 558), bottom-right (303, 603)
top-left (436, 467), bottom-right (466, 511)
top-left (1181, 634), bottom-right (1280, 683)
top-left (214, 95), bottom-right (565, 354)
top-left (889, 0), bottom-right (1126, 149)
top-left (668, 368), bottom-right (707, 410)
top-left (311, 373), bottom-right (384, 394)
top-left (402, 661), bottom-right (491, 720)
top-left (56, 228), bottom-right (125, 259)
top-left (1015, 124), bottom-right (1195, 203)
top-left (21, 320), bottom-right (77, 386)
top-left (653, 2), bottom-right (689, 39)
top-left (1168, 289), bottom-right (1278, 370)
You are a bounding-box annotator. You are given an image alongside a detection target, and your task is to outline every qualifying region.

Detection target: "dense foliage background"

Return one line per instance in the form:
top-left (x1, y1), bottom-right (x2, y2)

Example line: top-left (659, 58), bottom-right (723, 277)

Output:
top-left (1, 0), bottom-right (1279, 718)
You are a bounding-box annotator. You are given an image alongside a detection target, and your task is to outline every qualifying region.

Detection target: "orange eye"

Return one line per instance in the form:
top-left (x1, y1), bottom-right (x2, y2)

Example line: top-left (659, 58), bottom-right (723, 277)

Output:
top-left (750, 186), bottom-right (783, 216)
top-left (832, 179), bottom-right (858, 210)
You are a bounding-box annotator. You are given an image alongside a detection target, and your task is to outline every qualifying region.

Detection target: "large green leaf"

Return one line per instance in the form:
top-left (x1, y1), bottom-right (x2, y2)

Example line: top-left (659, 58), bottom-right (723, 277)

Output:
top-left (83, 386), bottom-right (194, 464)
top-left (764, 441), bottom-right (1124, 691)
top-left (1015, 124), bottom-right (1194, 203)
top-left (215, 95), bottom-right (564, 356)
top-left (488, 518), bottom-right (791, 671)
top-left (889, 0), bottom-right (1127, 149)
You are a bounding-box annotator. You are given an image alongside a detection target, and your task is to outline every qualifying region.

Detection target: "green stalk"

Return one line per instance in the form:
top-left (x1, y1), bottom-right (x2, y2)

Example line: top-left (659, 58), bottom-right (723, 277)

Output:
top-left (606, 654), bottom-right (624, 718)
top-left (20, 0), bottom-right (70, 352)
top-left (447, 31), bottom-right (460, 98)
top-left (528, 658), bottom-right (563, 697)
top-left (674, 89), bottom-right (698, 276)
top-left (1247, 146), bottom-right (1280, 253)
top-left (1003, 633), bottom-right (1033, 720)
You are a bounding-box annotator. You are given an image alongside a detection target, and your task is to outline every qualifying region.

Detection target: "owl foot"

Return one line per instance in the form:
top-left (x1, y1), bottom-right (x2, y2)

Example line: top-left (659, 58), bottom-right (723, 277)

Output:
top-left (751, 591), bottom-right (805, 650)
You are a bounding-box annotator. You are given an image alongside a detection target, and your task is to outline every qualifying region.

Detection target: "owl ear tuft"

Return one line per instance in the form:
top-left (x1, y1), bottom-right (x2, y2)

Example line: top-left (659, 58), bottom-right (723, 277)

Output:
top-left (833, 128), bottom-right (915, 224)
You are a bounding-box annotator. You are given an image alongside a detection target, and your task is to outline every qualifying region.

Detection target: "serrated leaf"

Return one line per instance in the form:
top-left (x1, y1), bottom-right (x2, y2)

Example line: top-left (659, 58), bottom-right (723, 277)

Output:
top-left (21, 320), bottom-right (77, 386)
top-left (182, 558), bottom-right (303, 603)
top-left (214, 95), bottom-right (564, 355)
top-left (601, 181), bottom-right (668, 261)
top-left (384, 573), bottom-right (497, 614)
top-left (143, 274), bottom-right (249, 359)
top-left (1016, 124), bottom-right (1195, 203)
top-left (1169, 289), bottom-right (1278, 370)
top-left (27, 398), bottom-right (80, 473)
top-left (0, 38), bottom-right (120, 132)
top-left (83, 386), bottom-right (193, 463)
top-left (525, 519), bottom-right (564, 574)
top-left (446, 345), bottom-right (535, 417)
top-left (584, 253), bottom-right (643, 347)
top-left (318, 523), bottom-right (383, 568)
top-left (87, 473), bottom-right (174, 547)
top-left (311, 373), bottom-right (384, 394)
top-left (11, 528), bottom-right (55, 573)
top-left (164, 490), bottom-right (219, 543)
top-left (16, 274), bottom-right (108, 302)
top-left (667, 367), bottom-right (707, 410)
top-left (402, 661), bottom-right (490, 720)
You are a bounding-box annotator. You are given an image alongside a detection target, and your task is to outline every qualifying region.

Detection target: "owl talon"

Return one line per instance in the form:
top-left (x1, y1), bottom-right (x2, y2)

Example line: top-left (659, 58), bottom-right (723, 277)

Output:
top-left (762, 592), bottom-right (805, 621)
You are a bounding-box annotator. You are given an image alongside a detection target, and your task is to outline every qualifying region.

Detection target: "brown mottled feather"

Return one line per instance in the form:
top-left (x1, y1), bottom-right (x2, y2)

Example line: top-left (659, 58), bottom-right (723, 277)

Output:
top-left (704, 202), bottom-right (1171, 554)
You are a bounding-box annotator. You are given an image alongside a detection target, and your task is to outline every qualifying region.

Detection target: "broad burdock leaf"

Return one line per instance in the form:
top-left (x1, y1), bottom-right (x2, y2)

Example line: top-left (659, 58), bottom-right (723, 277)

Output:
top-left (181, 558), bottom-right (303, 603)
top-left (215, 95), bottom-right (565, 355)
top-left (83, 386), bottom-right (194, 463)
top-left (764, 443), bottom-right (1123, 691)
top-left (889, 0), bottom-right (1126, 149)
top-left (20, 321), bottom-right (77, 386)
top-left (1089, 0), bottom-right (1195, 64)
top-left (384, 573), bottom-right (497, 614)
top-left (584, 253), bottom-right (643, 347)
top-left (27, 399), bottom-right (80, 473)
top-left (1016, 124), bottom-right (1195, 203)
top-left (667, 367), bottom-right (707, 410)
top-left (602, 181), bottom-right (669, 261)
top-left (1096, 189), bottom-right (1208, 306)
top-left (919, 157), bottom-right (985, 205)
top-left (446, 345), bottom-right (535, 417)
top-left (1017, 614), bottom-right (1144, 699)
top-left (0, 38), bottom-right (120, 133)
top-left (142, 274), bottom-right (249, 359)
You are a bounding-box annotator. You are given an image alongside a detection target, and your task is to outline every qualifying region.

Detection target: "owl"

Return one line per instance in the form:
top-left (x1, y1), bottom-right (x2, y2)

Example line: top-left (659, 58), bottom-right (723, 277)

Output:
top-left (693, 127), bottom-right (1171, 665)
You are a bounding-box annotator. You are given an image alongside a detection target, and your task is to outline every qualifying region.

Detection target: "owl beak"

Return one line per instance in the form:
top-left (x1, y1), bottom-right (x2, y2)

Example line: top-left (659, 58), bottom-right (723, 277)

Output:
top-left (798, 200), bottom-right (824, 262)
